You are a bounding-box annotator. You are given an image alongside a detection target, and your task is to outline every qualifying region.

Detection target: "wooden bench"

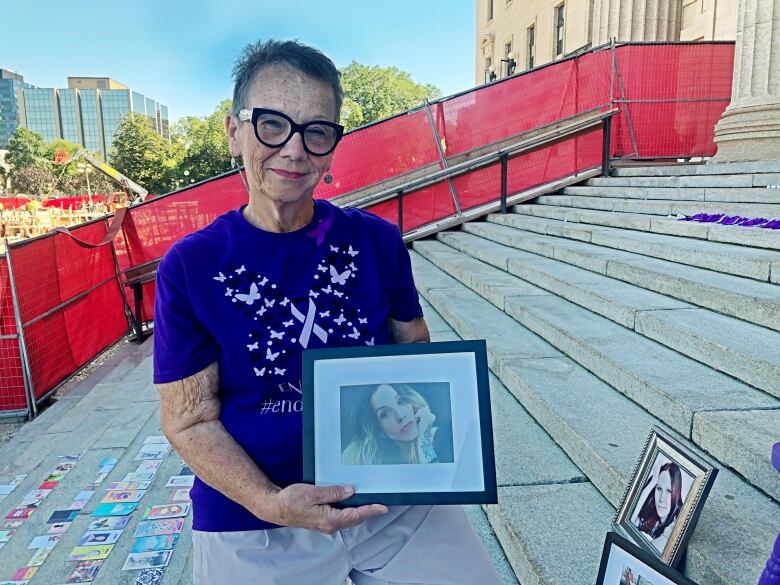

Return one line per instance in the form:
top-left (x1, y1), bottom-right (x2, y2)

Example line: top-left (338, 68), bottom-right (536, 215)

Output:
top-left (124, 258), bottom-right (160, 342)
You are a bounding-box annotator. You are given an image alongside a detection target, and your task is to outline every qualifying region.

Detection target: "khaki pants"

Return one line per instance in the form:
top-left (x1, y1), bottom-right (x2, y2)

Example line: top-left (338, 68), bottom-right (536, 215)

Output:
top-left (193, 505), bottom-right (503, 585)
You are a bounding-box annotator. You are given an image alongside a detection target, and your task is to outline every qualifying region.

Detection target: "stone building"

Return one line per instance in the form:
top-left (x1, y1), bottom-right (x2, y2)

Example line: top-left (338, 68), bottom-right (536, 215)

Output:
top-left (475, 0), bottom-right (739, 83)
top-left (475, 0), bottom-right (779, 164)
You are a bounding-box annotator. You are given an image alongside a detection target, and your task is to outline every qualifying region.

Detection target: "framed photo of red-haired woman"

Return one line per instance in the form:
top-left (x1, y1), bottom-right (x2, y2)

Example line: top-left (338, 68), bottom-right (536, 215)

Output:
top-left (614, 427), bottom-right (718, 567)
top-left (301, 340), bottom-right (497, 507)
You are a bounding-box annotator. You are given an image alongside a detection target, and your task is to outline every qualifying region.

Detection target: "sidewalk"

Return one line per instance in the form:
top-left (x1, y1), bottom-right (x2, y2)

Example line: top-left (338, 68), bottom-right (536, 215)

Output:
top-left (0, 336), bottom-right (517, 584)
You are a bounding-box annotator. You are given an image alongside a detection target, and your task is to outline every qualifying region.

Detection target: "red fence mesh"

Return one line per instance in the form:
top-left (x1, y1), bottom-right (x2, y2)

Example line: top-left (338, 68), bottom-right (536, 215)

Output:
top-left (0, 42), bottom-right (736, 415)
top-left (314, 109), bottom-right (442, 201)
top-left (611, 42), bottom-right (734, 158)
top-left (0, 255), bottom-right (26, 413)
top-left (7, 221), bottom-right (127, 402)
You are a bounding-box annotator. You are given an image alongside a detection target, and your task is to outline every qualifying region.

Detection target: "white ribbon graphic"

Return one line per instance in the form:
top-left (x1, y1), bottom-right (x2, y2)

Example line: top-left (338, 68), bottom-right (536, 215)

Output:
top-left (290, 298), bottom-right (328, 348)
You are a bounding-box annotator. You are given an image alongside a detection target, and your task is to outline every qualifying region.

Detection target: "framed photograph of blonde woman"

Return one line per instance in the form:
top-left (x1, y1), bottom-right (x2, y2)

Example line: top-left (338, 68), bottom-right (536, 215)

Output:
top-left (302, 340), bottom-right (496, 507)
top-left (614, 427), bottom-right (718, 567)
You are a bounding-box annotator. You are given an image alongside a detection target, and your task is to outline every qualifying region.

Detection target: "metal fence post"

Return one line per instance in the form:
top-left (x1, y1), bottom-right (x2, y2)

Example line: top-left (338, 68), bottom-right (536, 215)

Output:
top-left (424, 100), bottom-right (462, 215)
top-left (397, 190), bottom-right (404, 235)
top-left (602, 116), bottom-right (613, 176)
top-left (4, 238), bottom-right (37, 419)
top-left (105, 216), bottom-right (135, 337)
top-left (500, 154), bottom-right (509, 214)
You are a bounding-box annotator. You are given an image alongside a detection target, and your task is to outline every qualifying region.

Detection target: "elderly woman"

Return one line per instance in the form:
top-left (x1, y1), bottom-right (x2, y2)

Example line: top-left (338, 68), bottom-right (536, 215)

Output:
top-left (153, 40), bottom-right (501, 585)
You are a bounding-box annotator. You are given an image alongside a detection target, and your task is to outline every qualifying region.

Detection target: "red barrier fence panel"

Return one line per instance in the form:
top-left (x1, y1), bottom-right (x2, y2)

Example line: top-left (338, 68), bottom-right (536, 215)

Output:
top-left (314, 109), bottom-right (442, 200)
top-left (436, 48), bottom-right (613, 159)
top-left (612, 42), bottom-right (735, 158)
top-left (112, 172), bottom-right (248, 322)
top-left (7, 221), bottom-right (128, 403)
top-left (0, 255), bottom-right (26, 413)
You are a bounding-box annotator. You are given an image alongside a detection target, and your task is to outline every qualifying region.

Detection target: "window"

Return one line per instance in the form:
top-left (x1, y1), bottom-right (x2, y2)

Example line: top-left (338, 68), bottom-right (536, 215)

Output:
top-left (487, 0), bottom-right (493, 21)
top-left (484, 57), bottom-right (494, 83)
top-left (503, 41), bottom-right (515, 76)
top-left (527, 25), bottom-right (536, 69)
top-left (555, 4), bottom-right (566, 57)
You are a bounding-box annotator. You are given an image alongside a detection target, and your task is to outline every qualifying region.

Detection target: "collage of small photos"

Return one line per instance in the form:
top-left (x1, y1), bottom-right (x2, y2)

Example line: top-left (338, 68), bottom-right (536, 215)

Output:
top-left (0, 435), bottom-right (194, 585)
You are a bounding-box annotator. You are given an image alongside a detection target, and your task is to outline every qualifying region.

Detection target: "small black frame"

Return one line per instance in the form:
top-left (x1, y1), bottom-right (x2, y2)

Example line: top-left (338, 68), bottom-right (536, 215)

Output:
top-left (302, 340), bottom-right (497, 507)
top-left (597, 531), bottom-right (700, 585)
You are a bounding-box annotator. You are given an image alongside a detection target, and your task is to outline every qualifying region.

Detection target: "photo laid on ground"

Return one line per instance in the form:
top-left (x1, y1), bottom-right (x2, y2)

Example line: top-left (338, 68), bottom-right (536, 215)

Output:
top-left (339, 381), bottom-right (454, 466)
top-left (613, 427), bottom-right (718, 567)
top-left (597, 532), bottom-right (699, 585)
top-left (629, 450), bottom-right (695, 555)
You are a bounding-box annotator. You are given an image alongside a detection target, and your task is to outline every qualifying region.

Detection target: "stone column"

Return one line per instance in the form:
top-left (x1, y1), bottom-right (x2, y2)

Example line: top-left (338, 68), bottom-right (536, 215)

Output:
top-left (712, 0), bottom-right (780, 162)
top-left (591, 0), bottom-right (681, 45)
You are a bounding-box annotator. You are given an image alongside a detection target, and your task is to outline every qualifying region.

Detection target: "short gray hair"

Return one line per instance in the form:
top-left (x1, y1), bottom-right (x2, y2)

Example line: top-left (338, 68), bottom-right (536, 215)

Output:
top-left (231, 39), bottom-right (343, 120)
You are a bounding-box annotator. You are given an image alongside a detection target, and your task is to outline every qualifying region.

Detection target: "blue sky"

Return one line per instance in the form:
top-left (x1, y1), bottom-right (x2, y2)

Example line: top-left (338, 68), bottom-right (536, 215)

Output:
top-left (1, 0), bottom-right (476, 123)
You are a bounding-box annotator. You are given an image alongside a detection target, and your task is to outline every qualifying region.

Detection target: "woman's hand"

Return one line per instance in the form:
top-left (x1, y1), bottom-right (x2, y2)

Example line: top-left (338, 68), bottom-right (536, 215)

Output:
top-left (414, 406), bottom-right (438, 463)
top-left (414, 406), bottom-right (436, 435)
top-left (258, 484), bottom-right (387, 534)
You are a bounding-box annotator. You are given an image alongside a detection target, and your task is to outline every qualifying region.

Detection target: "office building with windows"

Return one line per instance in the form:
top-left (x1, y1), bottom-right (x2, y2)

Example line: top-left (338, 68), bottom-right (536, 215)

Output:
top-left (0, 69), bottom-right (36, 149)
top-left (475, 0), bottom-right (739, 85)
top-left (0, 72), bottom-right (169, 158)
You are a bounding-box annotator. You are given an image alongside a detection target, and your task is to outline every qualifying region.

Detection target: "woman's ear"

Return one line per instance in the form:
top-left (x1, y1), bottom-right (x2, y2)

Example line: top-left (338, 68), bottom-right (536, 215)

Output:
top-left (225, 114), bottom-right (241, 158)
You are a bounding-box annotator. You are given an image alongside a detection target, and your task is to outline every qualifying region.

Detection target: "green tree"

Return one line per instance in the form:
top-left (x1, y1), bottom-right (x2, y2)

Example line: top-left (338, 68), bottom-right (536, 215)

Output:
top-left (109, 114), bottom-right (175, 195)
top-left (46, 139), bottom-right (85, 195)
top-left (339, 62), bottom-right (441, 130)
top-left (11, 165), bottom-right (55, 196)
top-left (7, 127), bottom-right (49, 173)
top-left (171, 100), bottom-right (232, 186)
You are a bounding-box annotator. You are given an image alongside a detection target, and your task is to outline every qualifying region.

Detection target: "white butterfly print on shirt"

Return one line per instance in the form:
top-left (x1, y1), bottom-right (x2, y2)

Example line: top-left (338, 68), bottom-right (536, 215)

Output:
top-left (235, 283), bottom-right (261, 306)
top-left (330, 265), bottom-right (351, 285)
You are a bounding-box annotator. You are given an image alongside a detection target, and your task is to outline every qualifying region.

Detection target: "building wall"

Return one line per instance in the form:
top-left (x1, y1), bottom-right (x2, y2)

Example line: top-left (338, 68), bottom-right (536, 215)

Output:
top-left (475, 0), bottom-right (738, 85)
top-left (58, 89), bottom-right (82, 145)
top-left (0, 70), bottom-right (169, 158)
top-left (159, 104), bottom-right (169, 140)
top-left (0, 69), bottom-right (32, 149)
top-left (145, 97), bottom-right (158, 133)
top-left (100, 89), bottom-right (131, 156)
top-left (680, 0), bottom-right (738, 40)
top-left (23, 88), bottom-right (60, 142)
top-left (476, 0), bottom-right (593, 84)
top-left (79, 89), bottom-right (104, 156)
top-left (67, 77), bottom-right (128, 90)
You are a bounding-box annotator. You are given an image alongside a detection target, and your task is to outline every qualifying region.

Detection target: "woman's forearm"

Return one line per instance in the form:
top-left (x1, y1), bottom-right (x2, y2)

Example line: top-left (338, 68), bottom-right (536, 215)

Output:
top-left (167, 419), bottom-right (280, 520)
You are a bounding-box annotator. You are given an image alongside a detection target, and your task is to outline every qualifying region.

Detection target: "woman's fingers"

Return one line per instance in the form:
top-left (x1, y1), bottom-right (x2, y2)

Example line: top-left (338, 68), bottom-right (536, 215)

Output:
top-left (328, 504), bottom-right (389, 531)
top-left (307, 484), bottom-right (355, 505)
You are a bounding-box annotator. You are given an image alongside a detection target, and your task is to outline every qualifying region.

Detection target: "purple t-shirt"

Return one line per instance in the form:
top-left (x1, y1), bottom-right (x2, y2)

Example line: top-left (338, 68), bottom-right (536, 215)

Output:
top-left (152, 199), bottom-right (423, 532)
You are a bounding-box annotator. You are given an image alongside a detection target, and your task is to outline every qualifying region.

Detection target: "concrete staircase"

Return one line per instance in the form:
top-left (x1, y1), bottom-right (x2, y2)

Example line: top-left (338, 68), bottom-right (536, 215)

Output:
top-left (411, 162), bottom-right (780, 585)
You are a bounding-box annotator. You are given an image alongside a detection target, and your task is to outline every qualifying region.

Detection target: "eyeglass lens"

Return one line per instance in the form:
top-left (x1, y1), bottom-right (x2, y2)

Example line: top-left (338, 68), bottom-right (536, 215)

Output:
top-left (256, 112), bottom-right (338, 154)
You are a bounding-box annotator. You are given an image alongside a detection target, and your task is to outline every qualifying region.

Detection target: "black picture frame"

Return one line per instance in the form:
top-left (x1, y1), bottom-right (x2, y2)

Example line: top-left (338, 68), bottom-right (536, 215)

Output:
top-left (597, 531), bottom-right (700, 585)
top-left (613, 426), bottom-right (718, 567)
top-left (302, 339), bottom-right (497, 507)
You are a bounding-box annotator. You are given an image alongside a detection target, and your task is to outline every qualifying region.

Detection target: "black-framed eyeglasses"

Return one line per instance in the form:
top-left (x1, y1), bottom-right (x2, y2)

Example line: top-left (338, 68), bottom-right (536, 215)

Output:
top-left (238, 108), bottom-right (344, 156)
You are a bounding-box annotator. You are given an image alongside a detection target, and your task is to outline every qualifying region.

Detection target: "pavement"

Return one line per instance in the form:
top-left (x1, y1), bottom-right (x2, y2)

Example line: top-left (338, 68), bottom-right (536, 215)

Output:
top-left (0, 335), bottom-right (518, 585)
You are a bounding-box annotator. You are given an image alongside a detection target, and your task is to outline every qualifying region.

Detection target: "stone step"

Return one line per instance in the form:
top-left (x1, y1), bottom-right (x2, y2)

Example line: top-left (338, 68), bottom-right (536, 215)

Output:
top-left (431, 229), bottom-right (780, 399)
top-left (423, 276), bottom-right (588, 585)
top-left (410, 254), bottom-right (780, 585)
top-left (487, 483), bottom-right (613, 585)
top-left (414, 240), bottom-right (779, 442)
top-left (613, 160), bottom-right (780, 176)
top-left (587, 174), bottom-right (780, 188)
top-left (692, 409), bottom-right (780, 504)
top-left (486, 212), bottom-right (780, 281)
top-left (514, 204), bottom-right (780, 251)
top-left (534, 194), bottom-right (780, 219)
top-left (562, 185), bottom-right (780, 204)
top-left (461, 221), bottom-right (780, 331)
